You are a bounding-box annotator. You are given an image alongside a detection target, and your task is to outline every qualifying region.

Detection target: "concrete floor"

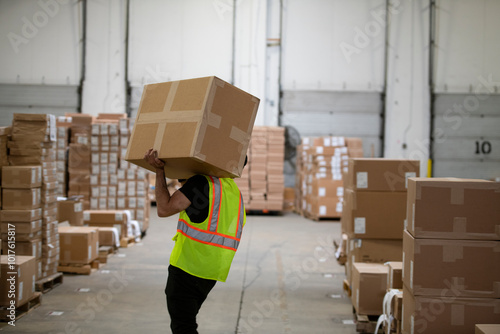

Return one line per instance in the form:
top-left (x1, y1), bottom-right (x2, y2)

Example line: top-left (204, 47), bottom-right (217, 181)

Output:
top-left (0, 207), bottom-right (358, 334)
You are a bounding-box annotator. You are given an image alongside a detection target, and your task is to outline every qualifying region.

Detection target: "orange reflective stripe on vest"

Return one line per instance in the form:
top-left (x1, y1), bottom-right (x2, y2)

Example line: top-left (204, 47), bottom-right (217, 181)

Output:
top-left (176, 176), bottom-right (245, 252)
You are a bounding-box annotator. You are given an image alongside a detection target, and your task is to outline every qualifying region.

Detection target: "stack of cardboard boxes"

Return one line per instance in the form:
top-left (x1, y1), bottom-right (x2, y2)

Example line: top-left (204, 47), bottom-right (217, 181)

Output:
top-left (68, 114), bottom-right (93, 209)
top-left (58, 226), bottom-right (99, 273)
top-left (116, 118), bottom-right (150, 233)
top-left (0, 126), bottom-right (9, 183)
top-left (236, 126), bottom-right (285, 211)
top-left (247, 126), bottom-right (268, 210)
top-left (295, 136), bottom-right (363, 219)
top-left (83, 210), bottom-right (129, 246)
top-left (234, 162), bottom-right (250, 207)
top-left (0, 256), bottom-right (37, 309)
top-left (89, 120), bottom-right (121, 211)
top-left (0, 127), bottom-right (10, 211)
top-left (401, 178), bottom-right (500, 334)
top-left (342, 158), bottom-right (420, 316)
top-left (265, 127), bottom-right (285, 211)
top-left (55, 117), bottom-right (71, 197)
top-left (6, 114), bottom-right (61, 279)
top-left (1, 166), bottom-right (43, 280)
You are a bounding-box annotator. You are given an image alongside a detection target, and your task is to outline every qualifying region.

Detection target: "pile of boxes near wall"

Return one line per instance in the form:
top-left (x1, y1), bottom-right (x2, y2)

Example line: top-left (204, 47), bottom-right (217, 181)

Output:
top-left (294, 136), bottom-right (364, 219)
top-left (63, 113), bottom-right (150, 239)
top-left (235, 126), bottom-right (285, 211)
top-left (0, 126), bottom-right (40, 312)
top-left (400, 178), bottom-right (500, 334)
top-left (341, 159), bottom-right (420, 318)
top-left (1, 114), bottom-right (61, 280)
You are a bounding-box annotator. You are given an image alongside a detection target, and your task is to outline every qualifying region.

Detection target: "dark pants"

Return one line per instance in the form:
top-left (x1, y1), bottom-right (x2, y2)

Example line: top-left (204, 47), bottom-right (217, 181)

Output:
top-left (165, 265), bottom-right (217, 334)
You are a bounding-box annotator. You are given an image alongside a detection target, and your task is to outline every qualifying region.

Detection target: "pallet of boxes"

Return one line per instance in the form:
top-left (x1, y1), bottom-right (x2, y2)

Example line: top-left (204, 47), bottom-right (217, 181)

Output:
top-left (341, 158), bottom-right (420, 333)
top-left (124, 76), bottom-right (259, 211)
top-left (57, 225), bottom-right (100, 275)
top-left (295, 136), bottom-right (363, 221)
top-left (4, 114), bottom-right (63, 290)
top-left (237, 126), bottom-right (285, 213)
top-left (401, 178), bottom-right (500, 334)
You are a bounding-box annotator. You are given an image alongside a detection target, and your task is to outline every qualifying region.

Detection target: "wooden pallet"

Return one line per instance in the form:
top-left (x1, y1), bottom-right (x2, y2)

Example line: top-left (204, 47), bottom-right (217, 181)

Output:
top-left (0, 292), bottom-right (42, 322)
top-left (245, 209), bottom-right (284, 216)
top-left (57, 260), bottom-right (100, 275)
top-left (355, 312), bottom-right (383, 333)
top-left (35, 272), bottom-right (63, 293)
top-left (120, 236), bottom-right (135, 248)
top-left (302, 211), bottom-right (340, 222)
top-left (98, 246), bottom-right (116, 264)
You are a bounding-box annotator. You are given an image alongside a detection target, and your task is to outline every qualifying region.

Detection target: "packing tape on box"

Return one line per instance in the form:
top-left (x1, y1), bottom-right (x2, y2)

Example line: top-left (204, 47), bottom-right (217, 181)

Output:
top-left (442, 244), bottom-right (463, 262)
top-left (450, 187), bottom-right (465, 205)
top-left (453, 217), bottom-right (467, 233)
top-left (450, 304), bottom-right (465, 326)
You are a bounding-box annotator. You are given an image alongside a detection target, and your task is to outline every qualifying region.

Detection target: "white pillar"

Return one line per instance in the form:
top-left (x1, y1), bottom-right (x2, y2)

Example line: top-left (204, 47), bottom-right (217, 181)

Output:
top-left (81, 0), bottom-right (127, 116)
top-left (384, 0), bottom-right (430, 175)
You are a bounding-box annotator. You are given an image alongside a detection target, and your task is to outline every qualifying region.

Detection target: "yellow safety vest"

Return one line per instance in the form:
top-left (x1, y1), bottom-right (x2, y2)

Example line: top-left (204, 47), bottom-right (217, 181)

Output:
top-left (169, 175), bottom-right (246, 282)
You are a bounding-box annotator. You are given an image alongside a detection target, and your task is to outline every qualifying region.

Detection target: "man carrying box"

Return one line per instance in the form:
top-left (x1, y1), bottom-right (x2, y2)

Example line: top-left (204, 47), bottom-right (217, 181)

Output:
top-left (144, 148), bottom-right (246, 334)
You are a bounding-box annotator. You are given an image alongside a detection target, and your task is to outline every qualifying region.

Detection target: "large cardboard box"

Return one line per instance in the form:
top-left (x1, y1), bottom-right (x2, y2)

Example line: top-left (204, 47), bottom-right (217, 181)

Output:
top-left (0, 220), bottom-right (42, 234)
top-left (402, 285), bottom-right (500, 334)
top-left (59, 226), bottom-right (99, 264)
top-left (1, 166), bottom-right (42, 189)
top-left (345, 158), bottom-right (420, 192)
top-left (5, 239), bottom-right (42, 259)
top-left (125, 76), bottom-right (259, 179)
top-left (476, 325), bottom-right (500, 334)
top-left (0, 256), bottom-right (36, 307)
top-left (1, 188), bottom-right (41, 210)
top-left (351, 263), bottom-right (388, 315)
top-left (97, 227), bottom-right (120, 247)
top-left (11, 113), bottom-right (56, 142)
top-left (0, 208), bottom-right (42, 222)
top-left (402, 230), bottom-right (500, 298)
top-left (386, 261), bottom-right (403, 290)
top-left (57, 199), bottom-right (84, 226)
top-left (406, 178), bottom-right (500, 240)
top-left (343, 189), bottom-right (407, 239)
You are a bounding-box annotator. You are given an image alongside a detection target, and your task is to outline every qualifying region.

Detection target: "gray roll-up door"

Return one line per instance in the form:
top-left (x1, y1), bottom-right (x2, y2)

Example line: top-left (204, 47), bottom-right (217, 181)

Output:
top-left (0, 84), bottom-right (79, 126)
top-left (281, 90), bottom-right (382, 156)
top-left (432, 93), bottom-right (500, 180)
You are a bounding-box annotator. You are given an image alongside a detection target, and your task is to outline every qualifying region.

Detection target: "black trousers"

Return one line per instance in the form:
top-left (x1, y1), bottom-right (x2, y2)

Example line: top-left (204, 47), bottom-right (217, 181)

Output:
top-left (165, 265), bottom-right (217, 334)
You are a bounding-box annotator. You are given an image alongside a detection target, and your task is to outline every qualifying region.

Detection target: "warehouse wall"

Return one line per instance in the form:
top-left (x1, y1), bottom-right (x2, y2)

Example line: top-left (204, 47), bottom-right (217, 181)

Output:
top-left (0, 0), bottom-right (499, 178)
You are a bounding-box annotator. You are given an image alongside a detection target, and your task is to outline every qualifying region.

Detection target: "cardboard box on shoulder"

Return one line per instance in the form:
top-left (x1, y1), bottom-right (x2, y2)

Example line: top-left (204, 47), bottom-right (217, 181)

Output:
top-left (125, 76), bottom-right (259, 179)
top-left (406, 178), bottom-right (500, 240)
top-left (59, 226), bottom-right (99, 264)
top-left (0, 256), bottom-right (36, 307)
